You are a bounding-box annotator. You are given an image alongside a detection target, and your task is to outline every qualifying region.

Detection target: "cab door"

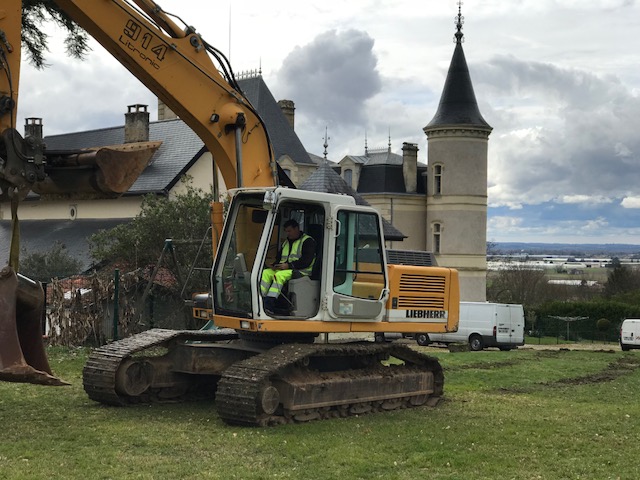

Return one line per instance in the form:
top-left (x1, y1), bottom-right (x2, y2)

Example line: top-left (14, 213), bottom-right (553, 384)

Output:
top-left (326, 207), bottom-right (388, 321)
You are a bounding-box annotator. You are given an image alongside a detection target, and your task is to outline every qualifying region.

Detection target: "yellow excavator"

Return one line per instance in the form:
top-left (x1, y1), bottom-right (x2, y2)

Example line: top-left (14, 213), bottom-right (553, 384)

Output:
top-left (1, 0), bottom-right (460, 425)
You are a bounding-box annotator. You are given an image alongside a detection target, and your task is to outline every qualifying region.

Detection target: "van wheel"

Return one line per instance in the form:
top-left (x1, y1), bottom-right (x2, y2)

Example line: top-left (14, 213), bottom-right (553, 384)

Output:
top-left (469, 334), bottom-right (484, 351)
top-left (621, 343), bottom-right (631, 351)
top-left (416, 333), bottom-right (430, 346)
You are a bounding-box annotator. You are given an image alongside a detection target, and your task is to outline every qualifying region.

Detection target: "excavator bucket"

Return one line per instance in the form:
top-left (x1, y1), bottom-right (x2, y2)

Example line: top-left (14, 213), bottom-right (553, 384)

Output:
top-left (0, 266), bottom-right (68, 386)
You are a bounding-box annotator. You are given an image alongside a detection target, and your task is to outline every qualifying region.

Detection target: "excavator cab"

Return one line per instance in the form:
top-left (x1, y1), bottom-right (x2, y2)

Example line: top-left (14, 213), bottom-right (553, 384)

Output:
top-left (210, 187), bottom-right (389, 326)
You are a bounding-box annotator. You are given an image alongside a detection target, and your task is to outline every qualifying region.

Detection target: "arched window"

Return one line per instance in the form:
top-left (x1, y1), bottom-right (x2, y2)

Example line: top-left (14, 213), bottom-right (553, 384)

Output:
top-left (433, 223), bottom-right (442, 254)
top-left (433, 164), bottom-right (443, 195)
top-left (344, 168), bottom-right (353, 188)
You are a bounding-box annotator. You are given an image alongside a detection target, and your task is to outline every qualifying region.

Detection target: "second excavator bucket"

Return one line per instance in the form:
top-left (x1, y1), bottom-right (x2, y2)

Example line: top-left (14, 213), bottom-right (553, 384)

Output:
top-left (0, 266), bottom-right (69, 386)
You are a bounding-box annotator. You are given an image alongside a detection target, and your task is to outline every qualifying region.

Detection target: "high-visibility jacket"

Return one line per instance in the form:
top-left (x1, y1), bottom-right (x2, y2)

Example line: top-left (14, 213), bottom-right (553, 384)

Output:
top-left (279, 233), bottom-right (315, 276)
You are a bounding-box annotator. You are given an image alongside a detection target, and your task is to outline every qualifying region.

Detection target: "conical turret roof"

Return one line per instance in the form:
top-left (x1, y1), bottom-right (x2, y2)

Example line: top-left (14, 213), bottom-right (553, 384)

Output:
top-left (425, 11), bottom-right (491, 131)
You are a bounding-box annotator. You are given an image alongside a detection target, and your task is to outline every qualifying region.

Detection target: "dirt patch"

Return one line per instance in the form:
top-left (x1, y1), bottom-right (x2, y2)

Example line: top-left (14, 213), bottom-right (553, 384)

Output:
top-left (495, 355), bottom-right (640, 394)
top-left (520, 343), bottom-right (619, 352)
top-left (446, 358), bottom-right (524, 373)
top-left (446, 350), bottom-right (578, 373)
top-left (549, 356), bottom-right (640, 386)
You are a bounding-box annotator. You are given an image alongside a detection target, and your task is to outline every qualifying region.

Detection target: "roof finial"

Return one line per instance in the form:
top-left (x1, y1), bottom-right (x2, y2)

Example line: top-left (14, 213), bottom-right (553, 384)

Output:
top-left (454, 1), bottom-right (464, 44)
top-left (323, 127), bottom-right (330, 161)
top-left (388, 128), bottom-right (391, 153)
top-left (364, 130), bottom-right (369, 157)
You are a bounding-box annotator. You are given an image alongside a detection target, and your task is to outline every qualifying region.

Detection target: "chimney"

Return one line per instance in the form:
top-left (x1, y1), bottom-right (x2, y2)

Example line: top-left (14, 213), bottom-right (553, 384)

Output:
top-left (278, 99), bottom-right (295, 130)
top-left (24, 117), bottom-right (43, 141)
top-left (402, 142), bottom-right (418, 193)
top-left (124, 104), bottom-right (149, 143)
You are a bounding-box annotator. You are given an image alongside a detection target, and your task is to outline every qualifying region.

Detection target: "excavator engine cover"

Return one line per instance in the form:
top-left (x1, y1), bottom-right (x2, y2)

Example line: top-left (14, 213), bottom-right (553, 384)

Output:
top-left (0, 266), bottom-right (68, 386)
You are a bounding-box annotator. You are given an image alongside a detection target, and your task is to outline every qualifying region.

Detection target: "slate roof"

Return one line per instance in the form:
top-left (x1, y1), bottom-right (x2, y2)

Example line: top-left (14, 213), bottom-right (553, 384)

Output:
top-left (341, 146), bottom-right (428, 195)
top-left (0, 219), bottom-right (130, 272)
top-left (237, 77), bottom-right (314, 165)
top-left (357, 164), bottom-right (428, 195)
top-left (344, 149), bottom-right (403, 166)
top-left (425, 34), bottom-right (491, 130)
top-left (307, 152), bottom-right (325, 165)
top-left (300, 162), bottom-right (406, 241)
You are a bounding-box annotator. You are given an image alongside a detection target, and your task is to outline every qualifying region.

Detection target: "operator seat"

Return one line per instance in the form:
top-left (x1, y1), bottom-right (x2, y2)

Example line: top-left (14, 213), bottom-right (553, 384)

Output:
top-left (288, 223), bottom-right (323, 317)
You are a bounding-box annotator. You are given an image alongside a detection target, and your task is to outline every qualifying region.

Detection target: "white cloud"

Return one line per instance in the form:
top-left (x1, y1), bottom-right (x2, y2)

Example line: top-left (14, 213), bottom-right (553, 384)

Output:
top-left (558, 195), bottom-right (614, 205)
top-left (621, 197), bottom-right (640, 209)
top-left (488, 216), bottom-right (524, 229)
top-left (581, 217), bottom-right (610, 232)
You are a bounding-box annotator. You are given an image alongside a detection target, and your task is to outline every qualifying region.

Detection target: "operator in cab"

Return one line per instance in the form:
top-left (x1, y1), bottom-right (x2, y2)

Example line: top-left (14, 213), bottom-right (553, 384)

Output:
top-left (261, 219), bottom-right (316, 314)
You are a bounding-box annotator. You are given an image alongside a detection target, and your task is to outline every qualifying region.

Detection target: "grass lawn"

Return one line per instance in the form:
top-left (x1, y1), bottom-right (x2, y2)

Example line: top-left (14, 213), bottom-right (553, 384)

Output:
top-left (2, 345), bottom-right (640, 479)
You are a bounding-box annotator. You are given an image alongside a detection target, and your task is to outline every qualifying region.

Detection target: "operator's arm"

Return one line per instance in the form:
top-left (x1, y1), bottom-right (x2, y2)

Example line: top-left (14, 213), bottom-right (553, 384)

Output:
top-left (290, 237), bottom-right (316, 270)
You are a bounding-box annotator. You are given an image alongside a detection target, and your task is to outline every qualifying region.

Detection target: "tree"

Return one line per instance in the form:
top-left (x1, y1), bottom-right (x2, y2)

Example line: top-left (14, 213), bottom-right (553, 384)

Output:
top-left (21, 1), bottom-right (89, 68)
top-left (20, 241), bottom-right (83, 282)
top-left (487, 265), bottom-right (550, 306)
top-left (604, 264), bottom-right (640, 298)
top-left (89, 181), bottom-right (216, 294)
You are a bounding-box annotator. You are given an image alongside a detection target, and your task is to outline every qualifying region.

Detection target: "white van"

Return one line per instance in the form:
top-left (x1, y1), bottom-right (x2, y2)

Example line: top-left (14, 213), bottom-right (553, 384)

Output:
top-left (414, 302), bottom-right (525, 351)
top-left (620, 319), bottom-right (640, 351)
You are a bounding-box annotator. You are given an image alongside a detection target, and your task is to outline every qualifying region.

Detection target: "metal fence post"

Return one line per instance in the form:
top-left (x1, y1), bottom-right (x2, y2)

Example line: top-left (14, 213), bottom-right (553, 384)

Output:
top-left (113, 269), bottom-right (120, 341)
top-left (42, 281), bottom-right (48, 336)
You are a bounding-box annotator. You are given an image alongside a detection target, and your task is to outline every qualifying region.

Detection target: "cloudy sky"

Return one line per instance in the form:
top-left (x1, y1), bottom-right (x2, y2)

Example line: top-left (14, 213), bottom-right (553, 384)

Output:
top-left (14, 0), bottom-right (640, 245)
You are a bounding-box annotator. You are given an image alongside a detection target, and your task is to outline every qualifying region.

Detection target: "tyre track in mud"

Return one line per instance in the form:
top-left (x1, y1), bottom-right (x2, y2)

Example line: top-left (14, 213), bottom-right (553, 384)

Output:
top-left (493, 355), bottom-right (640, 394)
top-left (435, 348), bottom-right (640, 394)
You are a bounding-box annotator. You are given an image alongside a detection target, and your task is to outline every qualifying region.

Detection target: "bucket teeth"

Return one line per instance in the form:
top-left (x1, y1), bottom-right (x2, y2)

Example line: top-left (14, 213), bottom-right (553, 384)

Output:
top-left (0, 364), bottom-right (70, 386)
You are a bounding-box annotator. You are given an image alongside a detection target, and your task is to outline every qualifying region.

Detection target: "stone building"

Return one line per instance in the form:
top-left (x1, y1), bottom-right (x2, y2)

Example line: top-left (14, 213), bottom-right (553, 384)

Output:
top-left (327, 10), bottom-right (491, 301)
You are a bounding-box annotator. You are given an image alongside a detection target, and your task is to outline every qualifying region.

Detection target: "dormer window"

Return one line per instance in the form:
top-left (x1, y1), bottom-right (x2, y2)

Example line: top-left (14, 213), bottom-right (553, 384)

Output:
top-left (344, 169), bottom-right (353, 188)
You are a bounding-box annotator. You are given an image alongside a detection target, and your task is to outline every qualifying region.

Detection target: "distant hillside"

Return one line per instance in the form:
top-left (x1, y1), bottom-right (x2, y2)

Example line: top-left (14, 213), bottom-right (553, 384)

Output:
top-left (491, 242), bottom-right (640, 257)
